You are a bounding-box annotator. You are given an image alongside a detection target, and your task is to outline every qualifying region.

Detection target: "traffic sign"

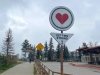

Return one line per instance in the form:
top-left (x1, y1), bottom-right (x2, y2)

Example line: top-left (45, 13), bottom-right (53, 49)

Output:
top-left (36, 43), bottom-right (44, 51)
top-left (50, 32), bottom-right (73, 45)
top-left (49, 6), bottom-right (74, 31)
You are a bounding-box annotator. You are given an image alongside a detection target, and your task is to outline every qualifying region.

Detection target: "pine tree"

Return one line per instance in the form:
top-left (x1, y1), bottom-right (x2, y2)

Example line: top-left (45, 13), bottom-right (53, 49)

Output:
top-left (28, 44), bottom-right (36, 61)
top-left (44, 42), bottom-right (48, 60)
top-left (2, 29), bottom-right (14, 64)
top-left (63, 45), bottom-right (69, 61)
top-left (31, 45), bottom-right (36, 56)
top-left (2, 29), bottom-right (14, 56)
top-left (48, 38), bottom-right (54, 61)
top-left (32, 46), bottom-right (36, 60)
top-left (56, 44), bottom-right (61, 61)
top-left (21, 39), bottom-right (30, 58)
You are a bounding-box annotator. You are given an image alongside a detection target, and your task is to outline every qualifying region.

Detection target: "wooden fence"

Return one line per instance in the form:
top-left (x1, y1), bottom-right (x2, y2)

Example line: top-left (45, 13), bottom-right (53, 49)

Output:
top-left (34, 60), bottom-right (71, 75)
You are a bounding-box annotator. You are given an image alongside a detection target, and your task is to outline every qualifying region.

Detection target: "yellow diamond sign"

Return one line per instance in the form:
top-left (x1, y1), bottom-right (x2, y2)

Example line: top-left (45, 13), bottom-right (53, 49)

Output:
top-left (36, 43), bottom-right (44, 51)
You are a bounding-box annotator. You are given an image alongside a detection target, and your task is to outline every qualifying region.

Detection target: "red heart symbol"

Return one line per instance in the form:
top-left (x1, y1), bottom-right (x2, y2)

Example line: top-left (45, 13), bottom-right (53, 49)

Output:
top-left (56, 13), bottom-right (69, 24)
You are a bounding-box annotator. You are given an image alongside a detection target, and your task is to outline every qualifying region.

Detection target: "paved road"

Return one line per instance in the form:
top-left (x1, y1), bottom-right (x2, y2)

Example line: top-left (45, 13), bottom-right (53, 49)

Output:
top-left (43, 62), bottom-right (100, 75)
top-left (0, 62), bottom-right (33, 75)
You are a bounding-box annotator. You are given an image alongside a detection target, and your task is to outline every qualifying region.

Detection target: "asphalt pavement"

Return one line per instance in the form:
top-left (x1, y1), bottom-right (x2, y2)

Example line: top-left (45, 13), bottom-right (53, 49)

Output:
top-left (1, 62), bottom-right (100, 75)
top-left (43, 62), bottom-right (100, 75)
top-left (0, 62), bottom-right (33, 75)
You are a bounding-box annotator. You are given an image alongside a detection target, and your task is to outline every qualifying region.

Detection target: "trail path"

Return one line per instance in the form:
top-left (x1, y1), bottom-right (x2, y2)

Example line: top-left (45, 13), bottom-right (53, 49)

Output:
top-left (0, 62), bottom-right (33, 75)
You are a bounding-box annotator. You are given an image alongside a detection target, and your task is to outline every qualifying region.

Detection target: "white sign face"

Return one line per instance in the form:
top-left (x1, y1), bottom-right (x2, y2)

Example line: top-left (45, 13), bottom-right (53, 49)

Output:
top-left (49, 6), bottom-right (74, 31)
top-left (50, 32), bottom-right (73, 45)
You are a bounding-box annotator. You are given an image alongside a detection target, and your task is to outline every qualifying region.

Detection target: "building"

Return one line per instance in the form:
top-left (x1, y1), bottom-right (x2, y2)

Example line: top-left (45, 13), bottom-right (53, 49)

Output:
top-left (70, 51), bottom-right (79, 62)
top-left (77, 46), bottom-right (100, 64)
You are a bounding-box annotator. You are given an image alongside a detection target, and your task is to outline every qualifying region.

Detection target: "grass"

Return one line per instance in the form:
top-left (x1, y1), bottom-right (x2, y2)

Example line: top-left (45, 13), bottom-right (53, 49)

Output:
top-left (0, 64), bottom-right (15, 74)
top-left (0, 70), bottom-right (4, 74)
top-left (0, 62), bottom-right (22, 74)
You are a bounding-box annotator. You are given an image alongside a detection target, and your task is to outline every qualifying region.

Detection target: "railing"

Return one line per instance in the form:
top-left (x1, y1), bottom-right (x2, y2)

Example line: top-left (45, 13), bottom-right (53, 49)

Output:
top-left (34, 60), bottom-right (71, 75)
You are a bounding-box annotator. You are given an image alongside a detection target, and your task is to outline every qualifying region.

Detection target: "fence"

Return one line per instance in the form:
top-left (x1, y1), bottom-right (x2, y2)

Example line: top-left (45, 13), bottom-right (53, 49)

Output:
top-left (34, 60), bottom-right (71, 75)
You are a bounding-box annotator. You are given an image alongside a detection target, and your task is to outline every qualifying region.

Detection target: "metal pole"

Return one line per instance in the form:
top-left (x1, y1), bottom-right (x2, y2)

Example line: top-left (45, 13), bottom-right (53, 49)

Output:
top-left (61, 31), bottom-right (63, 75)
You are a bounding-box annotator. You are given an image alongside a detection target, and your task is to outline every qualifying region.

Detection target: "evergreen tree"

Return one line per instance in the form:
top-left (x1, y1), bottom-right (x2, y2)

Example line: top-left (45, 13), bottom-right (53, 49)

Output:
top-left (70, 51), bottom-right (74, 61)
top-left (21, 39), bottom-right (30, 58)
top-left (44, 42), bottom-right (48, 60)
top-left (32, 46), bottom-right (36, 59)
top-left (48, 38), bottom-right (54, 61)
top-left (2, 29), bottom-right (14, 57)
top-left (2, 29), bottom-right (14, 64)
top-left (56, 44), bottom-right (61, 61)
top-left (36, 50), bottom-right (42, 60)
top-left (63, 45), bottom-right (69, 61)
top-left (28, 44), bottom-right (32, 59)
top-left (32, 45), bottom-right (36, 56)
top-left (28, 44), bottom-right (36, 61)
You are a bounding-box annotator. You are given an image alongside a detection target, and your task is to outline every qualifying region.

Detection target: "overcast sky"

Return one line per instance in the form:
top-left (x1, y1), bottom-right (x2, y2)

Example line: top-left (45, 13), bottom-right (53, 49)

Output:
top-left (0, 0), bottom-right (100, 55)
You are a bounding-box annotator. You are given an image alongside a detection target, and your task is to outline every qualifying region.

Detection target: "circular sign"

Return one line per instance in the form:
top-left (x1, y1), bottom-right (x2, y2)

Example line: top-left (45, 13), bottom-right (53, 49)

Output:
top-left (49, 6), bottom-right (74, 31)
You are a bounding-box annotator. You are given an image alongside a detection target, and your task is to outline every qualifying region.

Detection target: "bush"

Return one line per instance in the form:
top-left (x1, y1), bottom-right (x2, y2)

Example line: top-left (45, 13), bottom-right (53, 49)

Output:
top-left (0, 56), bottom-right (7, 69)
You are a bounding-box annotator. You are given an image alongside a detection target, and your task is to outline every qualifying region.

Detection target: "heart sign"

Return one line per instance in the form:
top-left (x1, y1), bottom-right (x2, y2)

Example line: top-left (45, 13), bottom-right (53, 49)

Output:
top-left (49, 6), bottom-right (74, 31)
top-left (56, 13), bottom-right (69, 24)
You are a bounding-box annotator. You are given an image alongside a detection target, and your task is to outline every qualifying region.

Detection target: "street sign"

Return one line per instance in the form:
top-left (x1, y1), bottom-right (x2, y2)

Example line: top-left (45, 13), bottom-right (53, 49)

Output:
top-left (49, 6), bottom-right (74, 75)
top-left (50, 32), bottom-right (73, 45)
top-left (36, 43), bottom-right (44, 51)
top-left (49, 6), bottom-right (74, 31)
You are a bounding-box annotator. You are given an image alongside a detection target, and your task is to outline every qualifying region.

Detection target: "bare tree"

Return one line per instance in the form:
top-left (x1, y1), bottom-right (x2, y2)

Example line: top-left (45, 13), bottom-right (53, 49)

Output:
top-left (88, 42), bottom-right (98, 47)
top-left (89, 42), bottom-right (93, 47)
top-left (2, 29), bottom-right (14, 57)
top-left (95, 42), bottom-right (98, 46)
top-left (82, 42), bottom-right (88, 48)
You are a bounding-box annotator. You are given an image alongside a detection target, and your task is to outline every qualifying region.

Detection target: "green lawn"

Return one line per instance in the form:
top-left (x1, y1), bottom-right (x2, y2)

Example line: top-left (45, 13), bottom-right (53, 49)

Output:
top-left (0, 64), bottom-right (15, 74)
top-left (0, 62), bottom-right (21, 74)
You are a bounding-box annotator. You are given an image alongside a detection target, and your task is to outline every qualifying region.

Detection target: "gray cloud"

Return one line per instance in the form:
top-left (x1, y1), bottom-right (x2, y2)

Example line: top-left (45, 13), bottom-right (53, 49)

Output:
top-left (0, 0), bottom-right (100, 56)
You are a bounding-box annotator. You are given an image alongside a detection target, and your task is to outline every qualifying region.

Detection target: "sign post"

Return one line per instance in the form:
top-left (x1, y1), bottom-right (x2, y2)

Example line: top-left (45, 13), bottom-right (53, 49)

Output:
top-left (49, 6), bottom-right (74, 75)
top-left (61, 31), bottom-right (63, 75)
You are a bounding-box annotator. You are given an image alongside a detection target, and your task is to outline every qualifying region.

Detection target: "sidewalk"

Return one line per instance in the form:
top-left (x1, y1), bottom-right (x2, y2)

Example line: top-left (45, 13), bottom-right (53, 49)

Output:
top-left (0, 62), bottom-right (33, 75)
top-left (43, 62), bottom-right (100, 75)
top-left (69, 62), bottom-right (100, 70)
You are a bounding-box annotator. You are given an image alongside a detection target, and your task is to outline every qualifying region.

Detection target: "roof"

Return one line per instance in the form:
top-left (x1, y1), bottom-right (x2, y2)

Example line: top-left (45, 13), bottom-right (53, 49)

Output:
top-left (77, 46), bottom-right (100, 54)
